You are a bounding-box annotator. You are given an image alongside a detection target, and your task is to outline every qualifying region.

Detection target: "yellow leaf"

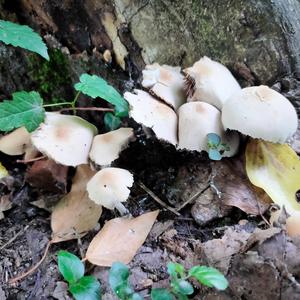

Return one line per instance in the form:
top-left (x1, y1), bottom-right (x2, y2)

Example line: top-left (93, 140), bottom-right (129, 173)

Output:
top-left (246, 139), bottom-right (300, 215)
top-left (0, 162), bottom-right (8, 179)
top-left (86, 210), bottom-right (159, 266)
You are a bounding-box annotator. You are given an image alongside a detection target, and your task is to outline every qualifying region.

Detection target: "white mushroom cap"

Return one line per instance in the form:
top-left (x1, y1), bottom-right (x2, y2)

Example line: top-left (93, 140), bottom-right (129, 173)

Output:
top-left (87, 167), bottom-right (134, 214)
top-left (0, 127), bottom-right (32, 156)
top-left (31, 113), bottom-right (97, 167)
top-left (222, 85), bottom-right (298, 143)
top-left (184, 56), bottom-right (241, 110)
top-left (178, 102), bottom-right (239, 157)
top-left (142, 64), bottom-right (185, 110)
top-left (124, 90), bottom-right (178, 145)
top-left (89, 128), bottom-right (134, 167)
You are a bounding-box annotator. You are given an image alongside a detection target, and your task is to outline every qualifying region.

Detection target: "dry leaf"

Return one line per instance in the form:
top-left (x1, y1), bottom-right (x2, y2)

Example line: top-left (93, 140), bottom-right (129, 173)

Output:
top-left (0, 195), bottom-right (12, 220)
top-left (86, 210), bottom-right (159, 266)
top-left (51, 165), bottom-right (102, 243)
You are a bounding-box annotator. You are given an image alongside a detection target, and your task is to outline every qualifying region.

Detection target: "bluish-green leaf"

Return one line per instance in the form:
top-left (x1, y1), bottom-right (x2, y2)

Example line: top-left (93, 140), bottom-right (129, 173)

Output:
top-left (208, 149), bottom-right (222, 161)
top-left (129, 292), bottom-right (144, 300)
top-left (104, 112), bottom-right (121, 131)
top-left (69, 276), bottom-right (101, 300)
top-left (207, 133), bottom-right (221, 148)
top-left (74, 74), bottom-right (128, 117)
top-left (176, 280), bottom-right (194, 295)
top-left (57, 251), bottom-right (85, 284)
top-left (188, 266), bottom-right (228, 290)
top-left (167, 262), bottom-right (185, 279)
top-left (151, 288), bottom-right (174, 300)
top-left (0, 91), bottom-right (45, 132)
top-left (0, 20), bottom-right (49, 60)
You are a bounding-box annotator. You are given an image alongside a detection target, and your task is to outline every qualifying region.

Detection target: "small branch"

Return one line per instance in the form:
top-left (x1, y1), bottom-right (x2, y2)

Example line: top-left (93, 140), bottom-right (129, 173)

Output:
top-left (9, 240), bottom-right (52, 284)
top-left (58, 107), bottom-right (114, 113)
top-left (16, 155), bottom-right (46, 164)
top-left (139, 182), bottom-right (180, 216)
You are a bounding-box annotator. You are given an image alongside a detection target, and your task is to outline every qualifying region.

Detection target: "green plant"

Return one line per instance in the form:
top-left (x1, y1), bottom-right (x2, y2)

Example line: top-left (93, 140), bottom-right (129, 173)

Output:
top-left (207, 133), bottom-right (230, 160)
top-left (57, 250), bottom-right (101, 300)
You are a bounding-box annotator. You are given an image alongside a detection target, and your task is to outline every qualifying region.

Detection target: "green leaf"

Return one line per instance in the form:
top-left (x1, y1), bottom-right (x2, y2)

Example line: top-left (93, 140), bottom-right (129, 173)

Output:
top-left (167, 262), bottom-right (185, 279)
top-left (151, 288), bottom-right (174, 300)
top-left (175, 280), bottom-right (194, 295)
top-left (74, 74), bottom-right (128, 117)
top-left (129, 292), bottom-right (144, 300)
top-left (208, 149), bottom-right (222, 161)
top-left (0, 20), bottom-right (49, 60)
top-left (0, 91), bottom-right (45, 132)
top-left (57, 251), bottom-right (85, 284)
top-left (188, 266), bottom-right (228, 290)
top-left (104, 112), bottom-right (121, 131)
top-left (109, 262), bottom-right (134, 299)
top-left (207, 133), bottom-right (221, 147)
top-left (69, 276), bottom-right (101, 300)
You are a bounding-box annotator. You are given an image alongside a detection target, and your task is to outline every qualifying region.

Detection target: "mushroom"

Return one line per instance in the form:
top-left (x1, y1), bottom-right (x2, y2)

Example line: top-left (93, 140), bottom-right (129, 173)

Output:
top-left (86, 167), bottom-right (134, 215)
top-left (31, 113), bottom-right (97, 166)
top-left (124, 89), bottom-right (178, 146)
top-left (0, 127), bottom-right (36, 158)
top-left (142, 64), bottom-right (185, 110)
top-left (183, 56), bottom-right (241, 110)
top-left (222, 85), bottom-right (298, 143)
top-left (178, 102), bottom-right (239, 157)
top-left (89, 128), bottom-right (135, 167)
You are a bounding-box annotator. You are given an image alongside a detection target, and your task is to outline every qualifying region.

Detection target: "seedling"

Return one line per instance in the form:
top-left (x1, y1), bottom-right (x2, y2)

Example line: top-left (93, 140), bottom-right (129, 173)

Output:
top-left (207, 133), bottom-right (230, 160)
top-left (57, 250), bottom-right (101, 300)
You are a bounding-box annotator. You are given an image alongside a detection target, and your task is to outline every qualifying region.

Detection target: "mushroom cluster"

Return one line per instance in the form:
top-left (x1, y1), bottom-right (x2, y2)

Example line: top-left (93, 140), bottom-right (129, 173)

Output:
top-left (125, 56), bottom-right (298, 157)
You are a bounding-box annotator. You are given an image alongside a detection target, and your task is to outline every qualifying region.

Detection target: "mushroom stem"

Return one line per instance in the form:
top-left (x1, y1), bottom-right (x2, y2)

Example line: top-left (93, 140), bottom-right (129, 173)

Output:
top-left (114, 201), bottom-right (129, 216)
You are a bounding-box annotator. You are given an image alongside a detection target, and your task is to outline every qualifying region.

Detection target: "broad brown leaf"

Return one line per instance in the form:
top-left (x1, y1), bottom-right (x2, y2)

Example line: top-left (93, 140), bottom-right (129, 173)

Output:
top-left (86, 210), bottom-right (159, 266)
top-left (51, 165), bottom-right (102, 243)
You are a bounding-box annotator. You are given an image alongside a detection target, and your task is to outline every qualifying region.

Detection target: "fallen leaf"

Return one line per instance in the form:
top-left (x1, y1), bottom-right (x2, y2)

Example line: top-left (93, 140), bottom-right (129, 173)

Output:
top-left (0, 162), bottom-right (8, 179)
top-left (51, 165), bottom-right (102, 243)
top-left (246, 139), bottom-right (300, 215)
top-left (86, 210), bottom-right (159, 266)
top-left (26, 159), bottom-right (68, 193)
top-left (0, 195), bottom-right (12, 220)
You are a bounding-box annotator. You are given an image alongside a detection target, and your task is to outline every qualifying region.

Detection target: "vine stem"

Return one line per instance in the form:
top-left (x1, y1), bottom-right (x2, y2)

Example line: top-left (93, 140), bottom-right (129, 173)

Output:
top-left (72, 91), bottom-right (81, 108)
top-left (58, 107), bottom-right (114, 113)
top-left (43, 102), bottom-right (73, 108)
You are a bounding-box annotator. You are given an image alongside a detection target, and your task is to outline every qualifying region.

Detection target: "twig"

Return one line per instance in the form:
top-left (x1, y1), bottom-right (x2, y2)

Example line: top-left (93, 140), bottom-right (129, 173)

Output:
top-left (58, 107), bottom-right (114, 113)
top-left (138, 182), bottom-right (180, 216)
top-left (16, 156), bottom-right (46, 164)
top-left (9, 240), bottom-right (52, 284)
top-left (175, 186), bottom-right (209, 212)
top-left (0, 225), bottom-right (30, 251)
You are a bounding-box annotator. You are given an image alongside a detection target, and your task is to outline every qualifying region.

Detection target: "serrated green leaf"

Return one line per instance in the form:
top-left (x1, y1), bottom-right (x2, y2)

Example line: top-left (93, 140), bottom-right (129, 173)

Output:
top-left (0, 20), bottom-right (49, 60)
top-left (207, 133), bottom-right (221, 147)
top-left (151, 288), bottom-right (174, 300)
top-left (58, 251), bottom-right (85, 284)
top-left (104, 112), bottom-right (121, 131)
top-left (0, 91), bottom-right (45, 132)
top-left (69, 276), bottom-right (101, 300)
top-left (74, 74), bottom-right (128, 117)
top-left (208, 149), bottom-right (222, 161)
top-left (188, 266), bottom-right (228, 290)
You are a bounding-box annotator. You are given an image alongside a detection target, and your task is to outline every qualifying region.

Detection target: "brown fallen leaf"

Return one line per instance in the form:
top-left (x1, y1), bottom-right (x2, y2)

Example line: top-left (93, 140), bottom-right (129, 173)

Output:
top-left (0, 195), bottom-right (12, 220)
top-left (86, 210), bottom-right (159, 266)
top-left (51, 165), bottom-right (102, 243)
top-left (26, 159), bottom-right (68, 193)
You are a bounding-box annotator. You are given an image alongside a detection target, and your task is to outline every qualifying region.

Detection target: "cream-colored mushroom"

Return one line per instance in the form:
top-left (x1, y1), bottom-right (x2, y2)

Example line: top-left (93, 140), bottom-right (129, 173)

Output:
top-left (178, 102), bottom-right (239, 157)
top-left (183, 56), bottom-right (241, 110)
top-left (124, 89), bottom-right (178, 146)
top-left (142, 64), bottom-right (185, 110)
top-left (89, 128), bottom-right (135, 167)
top-left (222, 85), bottom-right (298, 143)
top-left (86, 167), bottom-right (134, 215)
top-left (31, 113), bottom-right (97, 167)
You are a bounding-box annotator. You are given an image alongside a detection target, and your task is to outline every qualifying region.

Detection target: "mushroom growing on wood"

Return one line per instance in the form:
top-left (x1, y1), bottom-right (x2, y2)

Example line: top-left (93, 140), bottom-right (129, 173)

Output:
top-left (222, 85), bottom-right (298, 143)
top-left (31, 113), bottom-right (97, 166)
top-left (87, 167), bottom-right (134, 215)
top-left (142, 63), bottom-right (185, 110)
top-left (184, 56), bottom-right (241, 110)
top-left (124, 89), bottom-right (178, 145)
top-left (89, 128), bottom-right (135, 167)
top-left (178, 102), bottom-right (239, 157)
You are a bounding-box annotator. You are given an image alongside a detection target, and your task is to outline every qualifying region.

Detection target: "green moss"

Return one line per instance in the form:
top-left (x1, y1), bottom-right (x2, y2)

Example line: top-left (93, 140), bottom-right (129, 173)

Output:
top-left (28, 49), bottom-right (71, 104)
